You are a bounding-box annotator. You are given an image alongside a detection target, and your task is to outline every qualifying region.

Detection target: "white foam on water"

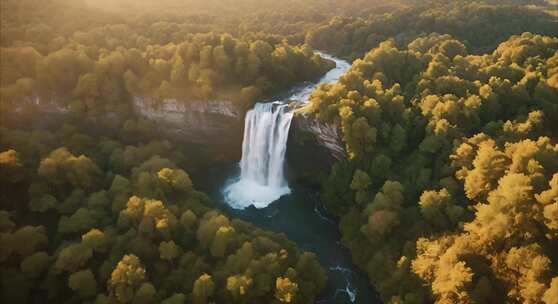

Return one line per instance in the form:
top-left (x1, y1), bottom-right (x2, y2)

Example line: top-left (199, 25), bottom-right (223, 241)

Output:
top-left (331, 265), bottom-right (357, 303)
top-left (224, 178), bottom-right (291, 209)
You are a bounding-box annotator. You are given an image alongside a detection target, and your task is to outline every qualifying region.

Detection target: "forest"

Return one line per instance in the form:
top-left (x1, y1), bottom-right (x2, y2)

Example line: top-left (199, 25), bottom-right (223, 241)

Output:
top-left (1, 0), bottom-right (557, 303)
top-left (305, 31), bottom-right (558, 303)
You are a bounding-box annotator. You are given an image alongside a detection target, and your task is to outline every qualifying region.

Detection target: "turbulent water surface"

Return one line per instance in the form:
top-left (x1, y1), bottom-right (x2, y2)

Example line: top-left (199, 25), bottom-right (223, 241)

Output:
top-left (196, 54), bottom-right (380, 303)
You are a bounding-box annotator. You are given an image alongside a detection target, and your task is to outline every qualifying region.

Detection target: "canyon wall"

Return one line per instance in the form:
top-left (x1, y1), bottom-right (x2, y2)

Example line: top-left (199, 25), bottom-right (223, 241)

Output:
top-left (133, 97), bottom-right (245, 163)
top-left (7, 97), bottom-right (347, 168)
top-left (287, 112), bottom-right (346, 181)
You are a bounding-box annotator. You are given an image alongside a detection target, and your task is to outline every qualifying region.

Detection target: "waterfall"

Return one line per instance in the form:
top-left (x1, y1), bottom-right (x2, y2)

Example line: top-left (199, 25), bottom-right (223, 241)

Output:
top-left (224, 52), bottom-right (350, 209)
top-left (240, 102), bottom-right (293, 187)
top-left (224, 102), bottom-right (294, 209)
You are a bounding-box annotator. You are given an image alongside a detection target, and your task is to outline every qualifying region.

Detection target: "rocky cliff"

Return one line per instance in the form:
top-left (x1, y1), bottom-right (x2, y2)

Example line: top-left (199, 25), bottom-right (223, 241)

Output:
top-left (133, 97), bottom-right (245, 163)
top-left (287, 112), bottom-right (346, 182)
top-left (7, 96), bottom-right (346, 168)
top-left (290, 113), bottom-right (345, 159)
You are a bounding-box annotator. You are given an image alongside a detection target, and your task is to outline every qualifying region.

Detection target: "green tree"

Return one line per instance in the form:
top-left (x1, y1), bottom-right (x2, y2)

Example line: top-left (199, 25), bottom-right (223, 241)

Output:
top-left (58, 207), bottom-right (96, 234)
top-left (20, 251), bottom-right (50, 278)
top-left (29, 194), bottom-right (57, 213)
top-left (210, 225), bottom-right (235, 258)
top-left (53, 243), bottom-right (92, 273)
top-left (227, 275), bottom-right (253, 302)
top-left (82, 228), bottom-right (107, 253)
top-left (159, 240), bottom-right (180, 262)
top-left (193, 273), bottom-right (215, 304)
top-left (109, 254), bottom-right (146, 303)
top-left (350, 169), bottom-right (371, 205)
top-left (162, 293), bottom-right (186, 304)
top-left (10, 225), bottom-right (48, 257)
top-left (69, 269), bottom-right (97, 298)
top-left (157, 168), bottom-right (193, 193)
top-left (419, 188), bottom-right (463, 229)
top-left (38, 147), bottom-right (101, 190)
top-left (275, 277), bottom-right (298, 303)
top-left (132, 283), bottom-right (156, 304)
top-left (180, 210), bottom-right (197, 232)
top-left (0, 149), bottom-right (24, 183)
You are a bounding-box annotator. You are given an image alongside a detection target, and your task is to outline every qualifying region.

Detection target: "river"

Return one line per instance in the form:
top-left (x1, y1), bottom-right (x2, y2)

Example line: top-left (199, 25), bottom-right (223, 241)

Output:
top-left (195, 53), bottom-right (381, 304)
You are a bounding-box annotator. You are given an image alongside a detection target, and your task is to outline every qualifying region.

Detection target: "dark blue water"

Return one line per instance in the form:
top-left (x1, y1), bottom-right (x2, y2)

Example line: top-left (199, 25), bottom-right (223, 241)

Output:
top-left (194, 164), bottom-right (381, 304)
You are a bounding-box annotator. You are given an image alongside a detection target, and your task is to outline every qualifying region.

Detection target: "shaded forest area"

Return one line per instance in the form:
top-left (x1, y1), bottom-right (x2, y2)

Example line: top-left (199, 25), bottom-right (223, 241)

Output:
top-left (0, 122), bottom-right (326, 303)
top-left (1, 0), bottom-right (558, 303)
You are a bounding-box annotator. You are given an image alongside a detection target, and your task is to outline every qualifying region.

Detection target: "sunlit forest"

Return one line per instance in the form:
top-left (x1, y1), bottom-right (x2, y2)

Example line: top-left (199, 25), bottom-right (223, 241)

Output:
top-left (1, 0), bottom-right (557, 303)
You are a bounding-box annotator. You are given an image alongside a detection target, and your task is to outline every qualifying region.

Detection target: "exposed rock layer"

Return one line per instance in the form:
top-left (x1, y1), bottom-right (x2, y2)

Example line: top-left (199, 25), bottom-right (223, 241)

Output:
top-left (287, 113), bottom-right (346, 181)
top-left (133, 97), bottom-right (244, 163)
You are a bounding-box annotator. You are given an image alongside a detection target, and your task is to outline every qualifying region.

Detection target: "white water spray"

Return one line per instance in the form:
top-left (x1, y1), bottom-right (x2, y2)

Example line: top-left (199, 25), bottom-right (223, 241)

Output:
top-left (240, 102), bottom-right (293, 187)
top-left (224, 53), bottom-right (350, 209)
top-left (223, 103), bottom-right (294, 208)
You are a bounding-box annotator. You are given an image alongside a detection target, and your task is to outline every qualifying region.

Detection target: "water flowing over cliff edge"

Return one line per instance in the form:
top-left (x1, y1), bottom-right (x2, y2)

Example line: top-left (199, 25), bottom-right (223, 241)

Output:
top-left (222, 52), bottom-right (350, 209)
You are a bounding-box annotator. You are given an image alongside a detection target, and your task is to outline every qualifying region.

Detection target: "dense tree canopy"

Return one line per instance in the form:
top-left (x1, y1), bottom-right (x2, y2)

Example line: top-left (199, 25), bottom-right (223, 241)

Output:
top-left (0, 119), bottom-right (326, 303)
top-left (2, 0), bottom-right (558, 303)
top-left (0, 0), bottom-right (348, 117)
top-left (303, 31), bottom-right (558, 303)
top-left (306, 1), bottom-right (558, 60)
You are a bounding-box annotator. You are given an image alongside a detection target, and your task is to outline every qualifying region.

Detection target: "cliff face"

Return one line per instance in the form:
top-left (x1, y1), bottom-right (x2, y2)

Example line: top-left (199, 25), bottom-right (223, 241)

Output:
top-left (290, 113), bottom-right (345, 160)
top-left (133, 97), bottom-right (241, 121)
top-left (7, 96), bottom-right (346, 168)
top-left (287, 112), bottom-right (346, 181)
top-left (133, 98), bottom-right (348, 174)
top-left (133, 97), bottom-right (245, 163)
